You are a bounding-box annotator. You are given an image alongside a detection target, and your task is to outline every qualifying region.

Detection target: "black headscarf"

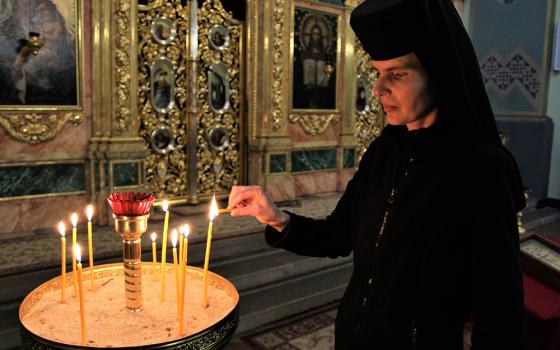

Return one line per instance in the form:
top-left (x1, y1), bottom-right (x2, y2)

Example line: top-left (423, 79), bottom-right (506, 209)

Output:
top-left (350, 0), bottom-right (526, 211)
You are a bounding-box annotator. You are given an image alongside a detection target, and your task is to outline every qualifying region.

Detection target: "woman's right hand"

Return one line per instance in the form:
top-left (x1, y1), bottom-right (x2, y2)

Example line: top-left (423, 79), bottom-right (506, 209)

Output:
top-left (227, 186), bottom-right (290, 232)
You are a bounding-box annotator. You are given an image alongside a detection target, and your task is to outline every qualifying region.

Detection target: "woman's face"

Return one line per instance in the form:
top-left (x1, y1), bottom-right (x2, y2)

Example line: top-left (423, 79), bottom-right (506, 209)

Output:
top-left (372, 52), bottom-right (438, 130)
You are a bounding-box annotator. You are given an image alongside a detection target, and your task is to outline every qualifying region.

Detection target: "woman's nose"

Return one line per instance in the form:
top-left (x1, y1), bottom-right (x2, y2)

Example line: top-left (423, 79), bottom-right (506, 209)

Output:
top-left (373, 78), bottom-right (389, 97)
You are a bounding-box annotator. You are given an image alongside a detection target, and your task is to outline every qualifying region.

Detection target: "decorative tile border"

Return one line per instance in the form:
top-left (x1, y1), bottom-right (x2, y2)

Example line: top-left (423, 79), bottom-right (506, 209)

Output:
top-left (247, 308), bottom-right (337, 349)
top-left (479, 48), bottom-right (541, 108)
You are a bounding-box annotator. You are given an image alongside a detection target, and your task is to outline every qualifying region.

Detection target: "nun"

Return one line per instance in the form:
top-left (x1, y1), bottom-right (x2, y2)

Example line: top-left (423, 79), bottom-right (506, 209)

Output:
top-left (228, 0), bottom-right (526, 348)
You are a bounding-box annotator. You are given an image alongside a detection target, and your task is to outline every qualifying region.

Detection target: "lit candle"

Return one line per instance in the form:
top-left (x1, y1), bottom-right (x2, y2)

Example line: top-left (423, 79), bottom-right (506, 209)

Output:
top-left (203, 196), bottom-right (219, 308)
top-left (171, 229), bottom-right (179, 315)
top-left (74, 244), bottom-right (87, 346)
top-left (151, 233), bottom-right (157, 281)
top-left (179, 225), bottom-right (184, 272)
top-left (179, 224), bottom-right (190, 336)
top-left (59, 222), bottom-right (66, 303)
top-left (86, 205), bottom-right (95, 291)
top-left (160, 200), bottom-right (170, 301)
top-left (71, 213), bottom-right (78, 298)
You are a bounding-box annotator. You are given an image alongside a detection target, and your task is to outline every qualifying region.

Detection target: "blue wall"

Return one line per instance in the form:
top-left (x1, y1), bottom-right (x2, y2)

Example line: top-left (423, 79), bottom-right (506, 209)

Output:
top-left (547, 0), bottom-right (560, 198)
top-left (469, 0), bottom-right (556, 200)
top-left (470, 0), bottom-right (552, 115)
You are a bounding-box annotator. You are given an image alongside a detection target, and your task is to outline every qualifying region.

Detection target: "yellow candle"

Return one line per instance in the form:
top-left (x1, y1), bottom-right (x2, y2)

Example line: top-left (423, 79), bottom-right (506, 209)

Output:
top-left (74, 244), bottom-right (87, 346)
top-left (179, 225), bottom-right (184, 270)
top-left (86, 205), bottom-right (95, 291)
top-left (171, 230), bottom-right (179, 315)
top-left (71, 213), bottom-right (78, 298)
top-left (179, 225), bottom-right (190, 336)
top-left (151, 233), bottom-right (157, 281)
top-left (160, 200), bottom-right (170, 301)
top-left (203, 196), bottom-right (219, 308)
top-left (59, 222), bottom-right (66, 303)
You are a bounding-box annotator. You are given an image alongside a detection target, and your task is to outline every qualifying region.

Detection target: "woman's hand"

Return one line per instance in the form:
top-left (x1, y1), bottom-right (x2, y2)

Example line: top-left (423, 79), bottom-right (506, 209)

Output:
top-left (227, 186), bottom-right (290, 232)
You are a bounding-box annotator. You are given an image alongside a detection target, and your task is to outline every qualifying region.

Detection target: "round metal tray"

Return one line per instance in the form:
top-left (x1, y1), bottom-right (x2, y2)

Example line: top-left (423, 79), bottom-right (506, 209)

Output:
top-left (19, 263), bottom-right (239, 349)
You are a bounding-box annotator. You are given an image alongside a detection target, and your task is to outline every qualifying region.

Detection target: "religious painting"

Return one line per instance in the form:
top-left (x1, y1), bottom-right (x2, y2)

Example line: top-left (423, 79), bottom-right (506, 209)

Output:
top-left (292, 7), bottom-right (339, 110)
top-left (150, 127), bottom-right (175, 154)
top-left (356, 75), bottom-right (371, 114)
top-left (208, 24), bottom-right (230, 51)
top-left (207, 62), bottom-right (230, 113)
top-left (208, 126), bottom-right (230, 151)
top-left (151, 17), bottom-right (176, 45)
top-left (0, 0), bottom-right (82, 108)
top-left (150, 58), bottom-right (176, 114)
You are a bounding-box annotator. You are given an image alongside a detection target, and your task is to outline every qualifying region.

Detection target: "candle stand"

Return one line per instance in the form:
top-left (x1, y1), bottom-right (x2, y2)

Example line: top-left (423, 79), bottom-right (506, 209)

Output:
top-left (113, 213), bottom-right (149, 311)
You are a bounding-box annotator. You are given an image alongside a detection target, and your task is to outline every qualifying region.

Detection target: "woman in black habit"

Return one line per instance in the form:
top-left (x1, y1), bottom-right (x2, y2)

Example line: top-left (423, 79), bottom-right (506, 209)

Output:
top-left (228, 0), bottom-right (526, 349)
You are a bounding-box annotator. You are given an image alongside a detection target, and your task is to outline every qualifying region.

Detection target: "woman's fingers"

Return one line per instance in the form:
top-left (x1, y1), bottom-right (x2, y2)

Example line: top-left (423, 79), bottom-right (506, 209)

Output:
top-left (228, 186), bottom-right (261, 209)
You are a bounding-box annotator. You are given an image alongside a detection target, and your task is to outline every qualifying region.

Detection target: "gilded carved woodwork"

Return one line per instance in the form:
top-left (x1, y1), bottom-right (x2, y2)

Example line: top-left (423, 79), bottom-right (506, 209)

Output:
top-left (137, 0), bottom-right (189, 197)
top-left (114, 0), bottom-right (133, 134)
top-left (354, 43), bottom-right (385, 161)
top-left (197, 0), bottom-right (243, 196)
top-left (272, 0), bottom-right (287, 131)
top-left (0, 113), bottom-right (83, 144)
top-left (288, 113), bottom-right (340, 135)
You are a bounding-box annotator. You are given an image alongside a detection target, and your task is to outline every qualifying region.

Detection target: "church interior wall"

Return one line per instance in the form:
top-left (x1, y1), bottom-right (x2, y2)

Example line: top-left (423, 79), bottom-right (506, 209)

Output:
top-left (0, 0), bottom-right (93, 234)
top-left (546, 0), bottom-right (560, 199)
top-left (0, 0), bottom-right (384, 236)
top-left (468, 0), bottom-right (556, 202)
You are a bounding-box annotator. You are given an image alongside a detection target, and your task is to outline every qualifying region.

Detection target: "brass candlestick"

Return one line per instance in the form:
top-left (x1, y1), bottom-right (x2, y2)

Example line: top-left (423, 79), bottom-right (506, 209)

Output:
top-left (113, 213), bottom-right (149, 311)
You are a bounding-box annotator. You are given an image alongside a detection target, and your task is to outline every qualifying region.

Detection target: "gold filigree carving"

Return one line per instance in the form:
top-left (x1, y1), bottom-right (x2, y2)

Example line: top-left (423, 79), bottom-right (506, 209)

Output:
top-left (0, 113), bottom-right (83, 144)
top-left (114, 0), bottom-right (132, 134)
top-left (288, 113), bottom-right (340, 136)
top-left (354, 43), bottom-right (384, 161)
top-left (272, 0), bottom-right (286, 131)
top-left (138, 0), bottom-right (189, 197)
top-left (197, 0), bottom-right (243, 196)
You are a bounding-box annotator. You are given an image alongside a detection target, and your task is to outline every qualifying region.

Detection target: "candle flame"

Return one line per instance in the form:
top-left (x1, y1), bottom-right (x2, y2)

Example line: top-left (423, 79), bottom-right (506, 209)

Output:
top-left (179, 225), bottom-right (185, 235)
top-left (74, 244), bottom-right (82, 263)
top-left (162, 200), bottom-right (169, 212)
top-left (71, 213), bottom-right (78, 228)
top-left (171, 229), bottom-right (178, 247)
top-left (58, 222), bottom-right (65, 237)
top-left (86, 205), bottom-right (93, 221)
top-left (209, 195), bottom-right (219, 221)
top-left (183, 224), bottom-right (190, 239)
top-left (151, 232), bottom-right (156, 242)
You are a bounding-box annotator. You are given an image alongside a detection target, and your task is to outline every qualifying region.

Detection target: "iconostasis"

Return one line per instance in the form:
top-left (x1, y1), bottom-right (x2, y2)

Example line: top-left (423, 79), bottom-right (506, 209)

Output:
top-left (0, 0), bottom-right (384, 233)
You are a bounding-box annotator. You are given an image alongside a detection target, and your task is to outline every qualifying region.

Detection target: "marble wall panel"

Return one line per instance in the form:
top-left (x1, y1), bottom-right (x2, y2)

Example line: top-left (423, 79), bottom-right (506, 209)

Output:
top-left (343, 148), bottom-right (355, 169)
top-left (294, 171), bottom-right (338, 197)
top-left (114, 163), bottom-right (139, 187)
top-left (266, 175), bottom-right (296, 201)
top-left (270, 154), bottom-right (287, 173)
top-left (0, 194), bottom-right (88, 235)
top-left (337, 170), bottom-right (354, 192)
top-left (292, 149), bottom-right (337, 172)
top-left (0, 164), bottom-right (85, 198)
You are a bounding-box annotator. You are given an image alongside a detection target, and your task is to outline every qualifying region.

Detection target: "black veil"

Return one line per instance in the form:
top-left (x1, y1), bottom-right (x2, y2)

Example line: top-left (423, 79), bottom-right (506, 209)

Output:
top-left (350, 0), bottom-right (526, 211)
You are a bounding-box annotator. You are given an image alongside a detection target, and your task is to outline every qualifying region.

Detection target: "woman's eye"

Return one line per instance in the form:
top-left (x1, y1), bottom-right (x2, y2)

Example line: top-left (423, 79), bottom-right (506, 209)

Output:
top-left (392, 72), bottom-right (405, 79)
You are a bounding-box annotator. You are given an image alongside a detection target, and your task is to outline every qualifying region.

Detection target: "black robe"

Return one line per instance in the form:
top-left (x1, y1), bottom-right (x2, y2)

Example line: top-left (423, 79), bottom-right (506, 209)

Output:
top-left (266, 123), bottom-right (526, 349)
